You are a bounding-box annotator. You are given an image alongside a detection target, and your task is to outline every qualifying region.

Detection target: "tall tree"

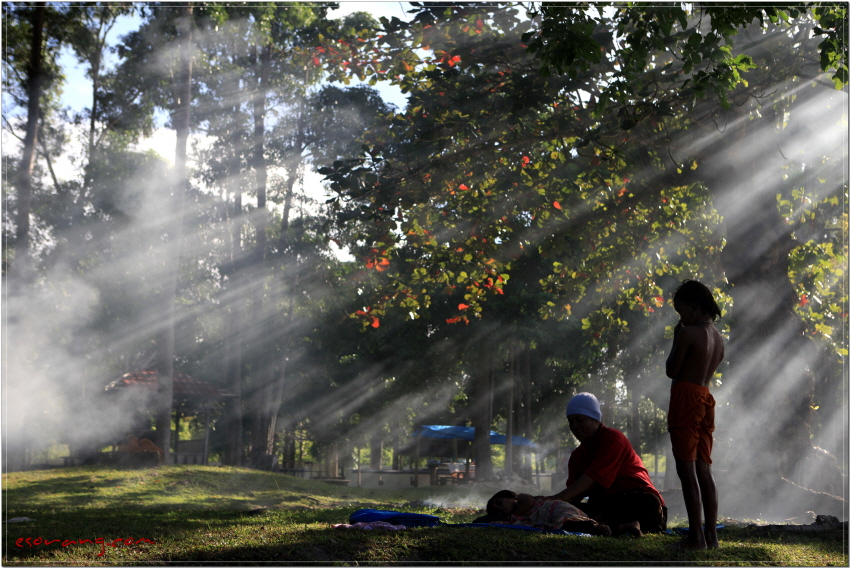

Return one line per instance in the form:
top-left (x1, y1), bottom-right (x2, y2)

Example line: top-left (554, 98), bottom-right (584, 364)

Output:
top-left (8, 3), bottom-right (46, 281)
top-left (154, 3), bottom-right (193, 457)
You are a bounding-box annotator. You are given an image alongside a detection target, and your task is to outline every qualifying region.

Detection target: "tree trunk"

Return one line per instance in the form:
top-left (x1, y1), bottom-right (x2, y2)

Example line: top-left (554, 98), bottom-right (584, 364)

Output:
top-left (154, 4), bottom-right (192, 458)
top-left (223, 240), bottom-right (244, 466)
top-left (3, 4), bottom-right (45, 471)
top-left (222, 96), bottom-right (246, 466)
top-left (12, 4), bottom-right (45, 282)
top-left (246, 42), bottom-right (280, 467)
top-left (523, 348), bottom-right (533, 479)
top-left (83, 30), bottom-right (101, 197)
top-left (505, 346), bottom-right (514, 477)
top-left (251, 87), bottom-right (308, 467)
top-left (370, 438), bottom-right (383, 469)
top-left (470, 344), bottom-right (493, 479)
top-left (629, 379), bottom-right (642, 458)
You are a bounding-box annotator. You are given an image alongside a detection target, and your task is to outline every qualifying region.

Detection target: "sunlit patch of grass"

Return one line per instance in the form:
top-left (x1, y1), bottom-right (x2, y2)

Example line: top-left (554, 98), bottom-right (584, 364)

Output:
top-left (3, 465), bottom-right (847, 565)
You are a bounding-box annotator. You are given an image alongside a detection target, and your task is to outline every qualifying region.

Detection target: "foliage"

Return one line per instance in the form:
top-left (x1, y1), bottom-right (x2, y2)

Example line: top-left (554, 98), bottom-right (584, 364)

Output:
top-left (321, 4), bottom-right (730, 344)
top-left (778, 169), bottom-right (848, 361)
top-left (811, 2), bottom-right (849, 87)
top-left (789, 240), bottom-right (849, 358)
top-left (524, 3), bottom-right (848, 96)
top-left (1, 2), bottom-right (68, 108)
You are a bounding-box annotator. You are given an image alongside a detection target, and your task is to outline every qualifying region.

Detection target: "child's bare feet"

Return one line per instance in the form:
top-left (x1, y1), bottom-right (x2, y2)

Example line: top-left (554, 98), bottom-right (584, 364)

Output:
top-left (618, 521), bottom-right (642, 537)
top-left (668, 537), bottom-right (706, 550)
top-left (704, 527), bottom-right (719, 548)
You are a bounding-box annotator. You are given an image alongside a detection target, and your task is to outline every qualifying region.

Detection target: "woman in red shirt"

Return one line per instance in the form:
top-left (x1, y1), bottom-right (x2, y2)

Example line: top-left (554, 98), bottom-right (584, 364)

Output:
top-left (546, 392), bottom-right (667, 536)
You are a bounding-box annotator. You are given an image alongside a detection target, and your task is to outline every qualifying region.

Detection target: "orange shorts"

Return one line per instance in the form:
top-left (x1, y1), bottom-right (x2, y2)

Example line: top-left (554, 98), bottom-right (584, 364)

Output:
top-left (667, 382), bottom-right (715, 464)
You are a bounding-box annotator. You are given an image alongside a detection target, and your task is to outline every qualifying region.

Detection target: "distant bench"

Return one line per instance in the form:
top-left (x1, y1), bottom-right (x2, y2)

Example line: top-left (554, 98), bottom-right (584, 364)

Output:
top-left (317, 478), bottom-right (351, 486)
top-left (173, 439), bottom-right (206, 465)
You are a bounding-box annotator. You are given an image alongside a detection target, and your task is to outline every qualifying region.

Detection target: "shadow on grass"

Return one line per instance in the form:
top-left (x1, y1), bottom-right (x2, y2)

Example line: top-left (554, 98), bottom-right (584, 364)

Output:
top-left (3, 465), bottom-right (350, 513)
top-left (5, 507), bottom-right (845, 565)
top-left (3, 507), bottom-right (782, 566)
top-left (156, 528), bottom-right (790, 565)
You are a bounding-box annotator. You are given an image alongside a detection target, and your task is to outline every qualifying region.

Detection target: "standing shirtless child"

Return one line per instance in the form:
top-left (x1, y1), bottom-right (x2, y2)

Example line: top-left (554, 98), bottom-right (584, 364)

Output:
top-left (666, 280), bottom-right (724, 550)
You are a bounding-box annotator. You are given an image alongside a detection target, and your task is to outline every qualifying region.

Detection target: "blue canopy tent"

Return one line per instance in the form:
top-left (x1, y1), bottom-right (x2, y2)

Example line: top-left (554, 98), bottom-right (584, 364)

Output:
top-left (408, 425), bottom-right (538, 487)
top-left (412, 425), bottom-right (537, 448)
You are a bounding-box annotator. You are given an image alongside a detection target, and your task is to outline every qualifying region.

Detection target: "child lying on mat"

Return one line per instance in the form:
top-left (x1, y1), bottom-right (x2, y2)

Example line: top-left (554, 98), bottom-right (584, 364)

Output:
top-left (483, 490), bottom-right (612, 536)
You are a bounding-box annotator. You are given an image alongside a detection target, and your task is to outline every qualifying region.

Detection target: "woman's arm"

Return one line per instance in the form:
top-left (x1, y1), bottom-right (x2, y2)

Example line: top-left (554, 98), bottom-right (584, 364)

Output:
top-left (547, 474), bottom-right (595, 504)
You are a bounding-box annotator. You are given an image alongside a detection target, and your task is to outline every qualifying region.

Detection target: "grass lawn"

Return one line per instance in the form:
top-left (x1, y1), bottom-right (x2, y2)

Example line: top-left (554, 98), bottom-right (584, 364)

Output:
top-left (3, 465), bottom-right (847, 565)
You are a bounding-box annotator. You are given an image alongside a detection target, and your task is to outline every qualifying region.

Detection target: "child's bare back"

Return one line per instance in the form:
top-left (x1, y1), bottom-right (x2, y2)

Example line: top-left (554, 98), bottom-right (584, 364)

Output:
top-left (666, 322), bottom-right (724, 387)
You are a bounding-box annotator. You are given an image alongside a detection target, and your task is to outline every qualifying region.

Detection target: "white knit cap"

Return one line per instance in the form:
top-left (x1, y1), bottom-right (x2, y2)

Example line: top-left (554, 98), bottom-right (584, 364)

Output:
top-left (566, 392), bottom-right (602, 422)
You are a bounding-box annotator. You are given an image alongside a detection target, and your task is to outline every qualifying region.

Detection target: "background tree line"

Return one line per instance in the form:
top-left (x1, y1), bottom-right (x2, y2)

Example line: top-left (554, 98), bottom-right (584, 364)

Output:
top-left (3, 2), bottom-right (846, 519)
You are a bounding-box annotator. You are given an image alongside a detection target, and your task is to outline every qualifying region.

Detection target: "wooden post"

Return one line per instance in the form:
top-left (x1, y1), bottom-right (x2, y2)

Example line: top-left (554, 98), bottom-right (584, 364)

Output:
top-left (202, 400), bottom-right (211, 465)
top-left (506, 343), bottom-right (515, 477)
top-left (172, 408), bottom-right (180, 464)
top-left (414, 435), bottom-right (420, 487)
top-left (534, 451), bottom-right (540, 488)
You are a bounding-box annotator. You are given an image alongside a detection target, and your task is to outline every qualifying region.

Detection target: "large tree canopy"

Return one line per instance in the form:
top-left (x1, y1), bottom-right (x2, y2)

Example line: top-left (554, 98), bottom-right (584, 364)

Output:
top-left (321, 1), bottom-right (847, 513)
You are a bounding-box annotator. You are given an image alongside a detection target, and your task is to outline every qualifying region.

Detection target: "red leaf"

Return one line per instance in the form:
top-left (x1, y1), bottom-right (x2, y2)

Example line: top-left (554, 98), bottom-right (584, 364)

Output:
top-left (553, 201), bottom-right (562, 210)
top-left (521, 156), bottom-right (530, 167)
top-left (799, 294), bottom-right (809, 307)
top-left (371, 317), bottom-right (380, 328)
top-left (312, 57), bottom-right (321, 66)
top-left (459, 184), bottom-right (469, 190)
top-left (458, 303), bottom-right (470, 310)
top-left (446, 316), bottom-right (462, 324)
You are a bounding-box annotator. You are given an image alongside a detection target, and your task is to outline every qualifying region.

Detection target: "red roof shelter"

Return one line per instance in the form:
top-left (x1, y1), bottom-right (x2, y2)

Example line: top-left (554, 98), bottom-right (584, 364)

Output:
top-left (104, 370), bottom-right (223, 465)
top-left (105, 370), bottom-right (222, 397)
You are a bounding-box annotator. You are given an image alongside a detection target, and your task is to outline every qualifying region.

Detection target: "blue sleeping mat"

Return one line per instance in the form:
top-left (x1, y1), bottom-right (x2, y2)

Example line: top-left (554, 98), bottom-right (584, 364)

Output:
top-left (348, 509), bottom-right (591, 535)
top-left (349, 509), bottom-right (441, 527)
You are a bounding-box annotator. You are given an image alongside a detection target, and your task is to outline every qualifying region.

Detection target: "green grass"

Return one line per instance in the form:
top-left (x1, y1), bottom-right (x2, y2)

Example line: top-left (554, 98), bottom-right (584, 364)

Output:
top-left (3, 465), bottom-right (847, 565)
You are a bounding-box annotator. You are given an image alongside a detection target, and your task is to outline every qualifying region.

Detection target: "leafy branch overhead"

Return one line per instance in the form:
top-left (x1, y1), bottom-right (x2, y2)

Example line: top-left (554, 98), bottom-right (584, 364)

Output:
top-left (524, 3), bottom-right (848, 96)
top-left (321, 3), bottom-right (843, 338)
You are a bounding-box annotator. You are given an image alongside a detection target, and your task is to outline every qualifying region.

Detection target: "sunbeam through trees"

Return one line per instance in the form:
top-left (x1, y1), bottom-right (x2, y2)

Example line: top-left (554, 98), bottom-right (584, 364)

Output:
top-left (2, 2), bottom-right (847, 523)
